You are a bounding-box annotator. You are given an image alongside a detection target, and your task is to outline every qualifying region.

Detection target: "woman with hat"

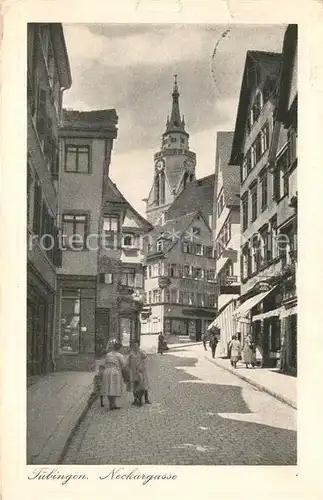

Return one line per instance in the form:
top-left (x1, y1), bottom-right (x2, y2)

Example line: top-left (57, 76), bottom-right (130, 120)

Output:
top-left (102, 340), bottom-right (127, 410)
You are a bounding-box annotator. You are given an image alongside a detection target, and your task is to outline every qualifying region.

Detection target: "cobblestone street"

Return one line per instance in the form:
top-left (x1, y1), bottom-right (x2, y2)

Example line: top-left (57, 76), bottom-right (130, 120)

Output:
top-left (63, 346), bottom-right (297, 465)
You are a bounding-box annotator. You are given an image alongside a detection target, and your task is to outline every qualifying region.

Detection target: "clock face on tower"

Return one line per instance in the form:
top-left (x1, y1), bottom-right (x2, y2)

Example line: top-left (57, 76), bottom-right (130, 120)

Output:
top-left (155, 159), bottom-right (165, 172)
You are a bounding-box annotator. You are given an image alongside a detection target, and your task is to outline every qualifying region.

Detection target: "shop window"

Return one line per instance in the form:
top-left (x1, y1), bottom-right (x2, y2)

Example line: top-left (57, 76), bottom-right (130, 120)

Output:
top-left (62, 214), bottom-right (88, 250)
top-left (65, 145), bottom-right (91, 173)
top-left (60, 289), bottom-right (81, 354)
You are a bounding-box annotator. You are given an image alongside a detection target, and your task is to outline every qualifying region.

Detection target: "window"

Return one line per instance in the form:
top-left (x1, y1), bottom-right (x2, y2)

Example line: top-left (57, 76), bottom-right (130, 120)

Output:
top-left (261, 123), bottom-right (270, 153)
top-left (183, 242), bottom-right (192, 254)
top-left (217, 191), bottom-right (225, 216)
top-left (179, 291), bottom-right (184, 303)
top-left (206, 269), bottom-right (216, 281)
top-left (270, 216), bottom-right (277, 260)
top-left (250, 183), bottom-right (258, 222)
top-left (152, 289), bottom-right (161, 303)
top-left (123, 234), bottom-right (134, 247)
top-left (99, 273), bottom-right (113, 284)
top-left (60, 289), bottom-right (81, 354)
top-left (205, 246), bottom-right (214, 258)
top-left (252, 235), bottom-right (261, 273)
top-left (121, 270), bottom-right (135, 287)
top-left (148, 266), bottom-right (152, 278)
top-left (156, 239), bottom-right (163, 252)
top-left (62, 214), bottom-right (88, 250)
top-left (152, 263), bottom-right (161, 278)
top-left (260, 170), bottom-right (268, 211)
top-left (288, 128), bottom-right (297, 167)
top-left (170, 289), bottom-right (178, 304)
top-left (192, 227), bottom-right (200, 236)
top-left (197, 293), bottom-right (204, 306)
top-left (241, 192), bottom-right (248, 231)
top-left (209, 295), bottom-right (216, 308)
top-left (192, 267), bottom-right (203, 279)
top-left (254, 135), bottom-right (262, 162)
top-left (171, 138), bottom-right (176, 143)
top-left (260, 226), bottom-right (270, 265)
top-left (183, 265), bottom-right (190, 277)
top-left (168, 263), bottom-right (177, 277)
top-left (183, 292), bottom-right (189, 305)
top-left (273, 164), bottom-right (280, 201)
top-left (251, 91), bottom-right (262, 124)
top-left (103, 216), bottom-right (119, 249)
top-left (189, 292), bottom-right (195, 305)
top-left (195, 244), bottom-right (203, 256)
top-left (148, 291), bottom-right (152, 304)
top-left (65, 145), bottom-right (90, 173)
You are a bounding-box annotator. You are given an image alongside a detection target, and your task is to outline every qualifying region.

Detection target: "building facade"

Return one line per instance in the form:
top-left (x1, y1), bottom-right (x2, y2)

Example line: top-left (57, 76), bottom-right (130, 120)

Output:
top-left (27, 23), bottom-right (72, 376)
top-left (145, 76), bottom-right (197, 225)
top-left (230, 50), bottom-right (284, 367)
top-left (96, 179), bottom-right (152, 355)
top-left (56, 109), bottom-right (118, 370)
top-left (230, 37), bottom-right (297, 373)
top-left (268, 24), bottom-right (298, 374)
top-left (208, 132), bottom-right (241, 356)
top-left (142, 211), bottom-right (217, 340)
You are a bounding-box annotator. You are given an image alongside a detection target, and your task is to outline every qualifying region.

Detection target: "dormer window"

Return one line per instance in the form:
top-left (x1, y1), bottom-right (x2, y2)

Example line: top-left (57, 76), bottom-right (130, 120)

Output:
top-left (123, 234), bottom-right (134, 247)
top-left (247, 90), bottom-right (263, 133)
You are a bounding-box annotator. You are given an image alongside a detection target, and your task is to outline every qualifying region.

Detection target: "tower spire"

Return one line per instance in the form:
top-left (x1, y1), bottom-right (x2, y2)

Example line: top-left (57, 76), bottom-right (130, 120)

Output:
top-left (165, 74), bottom-right (186, 133)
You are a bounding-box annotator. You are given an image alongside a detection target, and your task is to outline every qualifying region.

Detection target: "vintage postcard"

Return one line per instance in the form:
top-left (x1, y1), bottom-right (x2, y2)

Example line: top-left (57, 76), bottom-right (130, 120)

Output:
top-left (1, 0), bottom-right (322, 499)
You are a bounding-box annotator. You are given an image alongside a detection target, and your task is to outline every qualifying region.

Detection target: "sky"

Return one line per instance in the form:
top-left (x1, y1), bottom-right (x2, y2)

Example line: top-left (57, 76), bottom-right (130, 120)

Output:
top-left (62, 23), bottom-right (286, 217)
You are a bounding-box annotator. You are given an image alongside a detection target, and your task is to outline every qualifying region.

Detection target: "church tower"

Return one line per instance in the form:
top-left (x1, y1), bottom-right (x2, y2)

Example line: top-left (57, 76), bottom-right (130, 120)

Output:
top-left (145, 75), bottom-right (197, 225)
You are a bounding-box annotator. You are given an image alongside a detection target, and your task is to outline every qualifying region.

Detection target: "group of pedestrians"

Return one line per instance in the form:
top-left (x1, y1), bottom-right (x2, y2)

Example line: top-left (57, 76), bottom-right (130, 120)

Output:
top-left (202, 329), bottom-right (257, 369)
top-left (93, 340), bottom-right (151, 411)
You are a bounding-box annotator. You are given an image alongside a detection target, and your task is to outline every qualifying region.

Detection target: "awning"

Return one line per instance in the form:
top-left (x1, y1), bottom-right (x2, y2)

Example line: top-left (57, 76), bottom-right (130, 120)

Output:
top-left (252, 307), bottom-right (283, 322)
top-left (233, 287), bottom-right (276, 320)
top-left (207, 295), bottom-right (239, 331)
top-left (280, 305), bottom-right (297, 318)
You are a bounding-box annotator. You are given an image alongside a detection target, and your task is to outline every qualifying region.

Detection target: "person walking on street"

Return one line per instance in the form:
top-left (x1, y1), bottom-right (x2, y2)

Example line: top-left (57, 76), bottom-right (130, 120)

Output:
top-left (243, 333), bottom-right (256, 368)
top-left (102, 341), bottom-right (127, 410)
top-left (202, 332), bottom-right (208, 351)
top-left (127, 341), bottom-right (151, 406)
top-left (158, 332), bottom-right (168, 354)
top-left (229, 335), bottom-right (241, 369)
top-left (209, 333), bottom-right (218, 359)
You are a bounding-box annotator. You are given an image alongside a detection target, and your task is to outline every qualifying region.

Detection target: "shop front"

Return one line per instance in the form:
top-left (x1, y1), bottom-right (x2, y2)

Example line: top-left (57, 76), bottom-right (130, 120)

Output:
top-left (55, 276), bottom-right (96, 371)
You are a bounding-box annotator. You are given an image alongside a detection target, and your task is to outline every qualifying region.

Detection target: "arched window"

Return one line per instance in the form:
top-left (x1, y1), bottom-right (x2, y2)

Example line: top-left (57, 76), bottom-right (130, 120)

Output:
top-left (155, 174), bottom-right (160, 204)
top-left (160, 171), bottom-right (165, 205)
